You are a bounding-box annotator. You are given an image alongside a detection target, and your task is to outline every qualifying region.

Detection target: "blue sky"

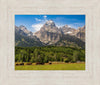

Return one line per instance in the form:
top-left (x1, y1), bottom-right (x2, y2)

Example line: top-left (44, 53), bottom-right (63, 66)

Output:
top-left (15, 15), bottom-right (85, 33)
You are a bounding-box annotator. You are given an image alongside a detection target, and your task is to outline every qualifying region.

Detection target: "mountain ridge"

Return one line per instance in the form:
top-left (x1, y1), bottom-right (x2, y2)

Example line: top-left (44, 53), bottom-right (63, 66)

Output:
top-left (15, 20), bottom-right (85, 48)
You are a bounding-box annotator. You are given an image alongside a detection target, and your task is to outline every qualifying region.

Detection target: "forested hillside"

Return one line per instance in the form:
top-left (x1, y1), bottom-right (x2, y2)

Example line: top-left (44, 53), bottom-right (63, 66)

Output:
top-left (15, 46), bottom-right (85, 63)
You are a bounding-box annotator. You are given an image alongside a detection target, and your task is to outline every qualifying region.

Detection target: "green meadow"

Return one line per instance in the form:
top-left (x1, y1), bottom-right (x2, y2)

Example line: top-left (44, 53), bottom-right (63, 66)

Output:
top-left (15, 63), bottom-right (85, 70)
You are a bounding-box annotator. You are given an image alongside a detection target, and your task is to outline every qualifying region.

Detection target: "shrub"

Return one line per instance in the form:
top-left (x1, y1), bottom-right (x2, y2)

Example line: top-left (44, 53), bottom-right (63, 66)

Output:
top-left (26, 62), bottom-right (32, 65)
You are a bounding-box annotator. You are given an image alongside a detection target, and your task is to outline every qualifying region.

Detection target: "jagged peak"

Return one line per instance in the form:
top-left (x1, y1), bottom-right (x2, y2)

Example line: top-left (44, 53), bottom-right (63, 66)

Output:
top-left (44, 20), bottom-right (56, 26)
top-left (78, 25), bottom-right (85, 30)
top-left (64, 25), bottom-right (68, 27)
top-left (62, 25), bottom-right (72, 28)
top-left (19, 25), bottom-right (26, 27)
top-left (18, 25), bottom-right (27, 31)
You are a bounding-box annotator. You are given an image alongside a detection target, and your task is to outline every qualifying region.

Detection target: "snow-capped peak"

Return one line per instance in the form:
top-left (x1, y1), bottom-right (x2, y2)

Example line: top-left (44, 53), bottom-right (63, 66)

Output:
top-left (67, 31), bottom-right (72, 34)
top-left (45, 20), bottom-right (55, 26)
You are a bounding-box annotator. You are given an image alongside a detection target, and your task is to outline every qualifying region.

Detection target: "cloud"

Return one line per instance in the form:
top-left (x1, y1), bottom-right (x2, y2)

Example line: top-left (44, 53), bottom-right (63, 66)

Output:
top-left (32, 15), bottom-right (48, 32)
top-left (68, 25), bottom-right (71, 28)
top-left (43, 15), bottom-right (47, 18)
top-left (32, 23), bottom-right (43, 32)
top-left (35, 18), bottom-right (42, 22)
top-left (35, 15), bottom-right (47, 22)
top-left (43, 15), bottom-right (47, 21)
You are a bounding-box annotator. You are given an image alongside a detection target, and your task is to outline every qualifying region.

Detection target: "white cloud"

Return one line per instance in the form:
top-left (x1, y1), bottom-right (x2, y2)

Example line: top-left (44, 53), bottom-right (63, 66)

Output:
top-left (32, 15), bottom-right (48, 32)
top-left (32, 23), bottom-right (43, 32)
top-left (35, 18), bottom-right (42, 22)
top-left (43, 15), bottom-right (47, 18)
top-left (68, 25), bottom-right (71, 28)
top-left (43, 15), bottom-right (47, 21)
top-left (35, 15), bottom-right (47, 22)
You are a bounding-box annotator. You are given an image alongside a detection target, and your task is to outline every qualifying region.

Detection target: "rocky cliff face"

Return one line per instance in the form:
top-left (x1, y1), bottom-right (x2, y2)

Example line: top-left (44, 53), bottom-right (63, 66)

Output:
top-left (60, 25), bottom-right (85, 42)
top-left (15, 25), bottom-right (33, 38)
top-left (60, 25), bottom-right (77, 35)
top-left (40, 20), bottom-right (58, 32)
top-left (76, 26), bottom-right (85, 42)
top-left (34, 20), bottom-right (61, 45)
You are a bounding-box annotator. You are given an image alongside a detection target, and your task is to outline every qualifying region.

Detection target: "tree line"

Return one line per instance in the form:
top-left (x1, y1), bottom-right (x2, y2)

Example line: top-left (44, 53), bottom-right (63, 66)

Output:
top-left (15, 46), bottom-right (85, 63)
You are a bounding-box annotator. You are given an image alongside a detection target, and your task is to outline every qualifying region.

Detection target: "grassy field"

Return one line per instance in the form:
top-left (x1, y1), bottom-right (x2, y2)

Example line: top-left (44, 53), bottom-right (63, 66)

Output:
top-left (15, 63), bottom-right (85, 70)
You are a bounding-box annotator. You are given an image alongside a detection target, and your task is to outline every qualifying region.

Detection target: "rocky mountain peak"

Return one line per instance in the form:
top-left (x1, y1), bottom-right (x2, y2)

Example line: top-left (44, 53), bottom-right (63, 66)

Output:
top-left (76, 26), bottom-right (85, 42)
top-left (39, 20), bottom-right (59, 33)
top-left (19, 25), bottom-right (27, 31)
top-left (60, 25), bottom-right (76, 35)
top-left (34, 20), bottom-right (61, 44)
top-left (77, 25), bottom-right (85, 32)
top-left (44, 20), bottom-right (56, 27)
top-left (15, 25), bottom-right (19, 30)
top-left (18, 25), bottom-right (32, 35)
top-left (15, 25), bottom-right (34, 37)
top-left (63, 25), bottom-right (69, 28)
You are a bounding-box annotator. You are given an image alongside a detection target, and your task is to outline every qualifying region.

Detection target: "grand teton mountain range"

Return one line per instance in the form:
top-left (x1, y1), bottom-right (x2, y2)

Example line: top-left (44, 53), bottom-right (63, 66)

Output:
top-left (15, 20), bottom-right (85, 48)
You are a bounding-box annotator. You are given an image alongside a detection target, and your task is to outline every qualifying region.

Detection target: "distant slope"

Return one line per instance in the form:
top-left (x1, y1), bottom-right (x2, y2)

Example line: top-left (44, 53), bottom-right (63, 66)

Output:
top-left (15, 32), bottom-right (43, 47)
top-left (15, 25), bottom-right (44, 47)
top-left (54, 34), bottom-right (85, 49)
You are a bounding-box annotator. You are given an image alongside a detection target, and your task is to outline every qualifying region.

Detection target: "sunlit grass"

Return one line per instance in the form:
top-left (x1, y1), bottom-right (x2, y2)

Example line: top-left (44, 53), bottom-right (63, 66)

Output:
top-left (15, 63), bottom-right (85, 70)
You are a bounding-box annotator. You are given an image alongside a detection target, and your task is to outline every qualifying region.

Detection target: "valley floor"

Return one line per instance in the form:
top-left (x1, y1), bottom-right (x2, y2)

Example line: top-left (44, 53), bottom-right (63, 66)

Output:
top-left (15, 63), bottom-right (85, 70)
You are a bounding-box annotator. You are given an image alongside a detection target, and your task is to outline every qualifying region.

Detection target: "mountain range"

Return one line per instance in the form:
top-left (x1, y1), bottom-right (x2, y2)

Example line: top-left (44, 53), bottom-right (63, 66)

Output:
top-left (15, 20), bottom-right (85, 48)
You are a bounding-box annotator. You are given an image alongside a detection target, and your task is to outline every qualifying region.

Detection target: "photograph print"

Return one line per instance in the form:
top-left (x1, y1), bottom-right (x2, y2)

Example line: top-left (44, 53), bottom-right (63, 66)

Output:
top-left (15, 15), bottom-right (85, 70)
